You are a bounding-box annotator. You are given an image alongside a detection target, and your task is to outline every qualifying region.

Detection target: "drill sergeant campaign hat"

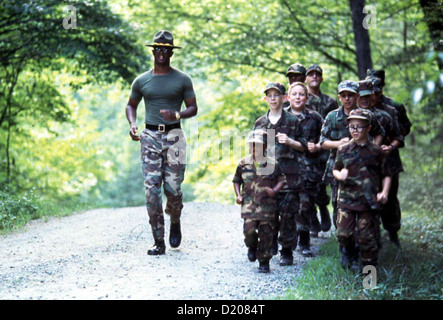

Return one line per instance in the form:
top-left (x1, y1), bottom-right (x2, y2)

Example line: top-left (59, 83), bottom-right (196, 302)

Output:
top-left (264, 82), bottom-right (286, 95)
top-left (145, 30), bottom-right (182, 49)
top-left (347, 108), bottom-right (371, 122)
top-left (338, 80), bottom-right (359, 94)
top-left (286, 63), bottom-right (307, 77)
top-left (306, 64), bottom-right (323, 76)
top-left (358, 80), bottom-right (374, 96)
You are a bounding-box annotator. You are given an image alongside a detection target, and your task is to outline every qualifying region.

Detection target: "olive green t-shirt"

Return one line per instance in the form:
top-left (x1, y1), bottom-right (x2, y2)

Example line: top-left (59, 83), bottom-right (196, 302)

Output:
top-left (130, 68), bottom-right (195, 125)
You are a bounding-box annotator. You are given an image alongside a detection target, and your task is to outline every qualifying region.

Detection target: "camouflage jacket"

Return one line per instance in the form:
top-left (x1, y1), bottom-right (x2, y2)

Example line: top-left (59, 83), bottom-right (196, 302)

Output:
top-left (284, 107), bottom-right (324, 183)
top-left (307, 91), bottom-right (338, 119)
top-left (233, 155), bottom-right (286, 220)
top-left (382, 95), bottom-right (412, 137)
top-left (372, 105), bottom-right (404, 175)
top-left (320, 107), bottom-right (385, 183)
top-left (334, 140), bottom-right (391, 211)
top-left (254, 110), bottom-right (308, 190)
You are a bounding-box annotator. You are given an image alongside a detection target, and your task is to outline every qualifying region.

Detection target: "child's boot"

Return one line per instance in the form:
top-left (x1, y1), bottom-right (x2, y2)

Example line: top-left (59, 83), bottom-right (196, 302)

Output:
top-left (258, 260), bottom-right (270, 273)
top-left (279, 247), bottom-right (293, 266)
top-left (247, 247), bottom-right (257, 262)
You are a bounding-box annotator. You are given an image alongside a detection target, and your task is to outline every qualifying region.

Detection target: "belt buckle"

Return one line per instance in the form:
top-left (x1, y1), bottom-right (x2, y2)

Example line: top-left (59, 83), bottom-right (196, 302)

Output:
top-left (158, 124), bottom-right (165, 133)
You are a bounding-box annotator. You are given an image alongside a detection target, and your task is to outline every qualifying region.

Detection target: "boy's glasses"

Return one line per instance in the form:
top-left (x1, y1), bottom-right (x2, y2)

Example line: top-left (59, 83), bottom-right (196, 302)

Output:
top-left (154, 47), bottom-right (171, 53)
top-left (349, 125), bottom-right (369, 132)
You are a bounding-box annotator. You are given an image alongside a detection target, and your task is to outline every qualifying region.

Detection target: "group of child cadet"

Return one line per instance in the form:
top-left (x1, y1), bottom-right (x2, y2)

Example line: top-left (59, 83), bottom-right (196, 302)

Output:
top-left (233, 63), bottom-right (410, 273)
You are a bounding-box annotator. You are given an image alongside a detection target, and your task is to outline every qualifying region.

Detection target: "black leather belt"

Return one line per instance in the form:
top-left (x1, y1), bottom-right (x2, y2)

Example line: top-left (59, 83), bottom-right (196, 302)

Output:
top-left (146, 123), bottom-right (181, 132)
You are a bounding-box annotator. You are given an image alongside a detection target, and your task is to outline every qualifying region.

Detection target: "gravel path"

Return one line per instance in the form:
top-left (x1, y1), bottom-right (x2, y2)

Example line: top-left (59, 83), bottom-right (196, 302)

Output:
top-left (0, 202), bottom-right (329, 300)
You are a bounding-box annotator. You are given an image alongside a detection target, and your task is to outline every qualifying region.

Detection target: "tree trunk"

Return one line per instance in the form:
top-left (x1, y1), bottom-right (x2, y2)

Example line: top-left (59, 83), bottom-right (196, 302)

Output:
top-left (349, 0), bottom-right (373, 79)
top-left (419, 0), bottom-right (443, 71)
top-left (6, 105), bottom-right (11, 184)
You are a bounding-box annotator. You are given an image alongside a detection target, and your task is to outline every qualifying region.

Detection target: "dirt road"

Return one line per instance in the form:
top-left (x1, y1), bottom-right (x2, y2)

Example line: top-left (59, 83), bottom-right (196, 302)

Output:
top-left (0, 202), bottom-right (329, 300)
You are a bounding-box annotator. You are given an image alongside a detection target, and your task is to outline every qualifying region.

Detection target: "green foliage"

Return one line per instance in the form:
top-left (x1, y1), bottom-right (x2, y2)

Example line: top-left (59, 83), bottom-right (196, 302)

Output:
top-left (0, 0), bottom-right (149, 190)
top-left (279, 211), bottom-right (442, 300)
top-left (0, 0), bottom-right (148, 84)
top-left (399, 147), bottom-right (442, 217)
top-left (0, 0), bottom-right (441, 239)
top-left (0, 188), bottom-right (39, 230)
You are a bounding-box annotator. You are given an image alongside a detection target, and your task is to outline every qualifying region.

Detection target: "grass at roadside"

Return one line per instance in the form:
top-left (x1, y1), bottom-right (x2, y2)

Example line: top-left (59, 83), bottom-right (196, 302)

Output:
top-left (278, 210), bottom-right (442, 300)
top-left (0, 188), bottom-right (102, 235)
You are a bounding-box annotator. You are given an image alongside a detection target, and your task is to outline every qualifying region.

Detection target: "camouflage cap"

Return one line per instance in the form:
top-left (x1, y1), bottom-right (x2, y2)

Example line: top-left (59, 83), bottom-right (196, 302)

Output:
top-left (347, 108), bottom-right (371, 122)
top-left (264, 82), bottom-right (286, 95)
top-left (286, 63), bottom-right (307, 77)
top-left (358, 80), bottom-right (373, 96)
top-left (246, 129), bottom-right (267, 144)
top-left (366, 76), bottom-right (383, 92)
top-left (338, 80), bottom-right (358, 94)
top-left (366, 69), bottom-right (385, 87)
top-left (306, 64), bottom-right (323, 76)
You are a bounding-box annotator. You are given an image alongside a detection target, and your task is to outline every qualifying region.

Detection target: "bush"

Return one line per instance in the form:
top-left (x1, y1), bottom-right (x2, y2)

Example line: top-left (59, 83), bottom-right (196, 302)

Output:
top-left (0, 187), bottom-right (40, 230)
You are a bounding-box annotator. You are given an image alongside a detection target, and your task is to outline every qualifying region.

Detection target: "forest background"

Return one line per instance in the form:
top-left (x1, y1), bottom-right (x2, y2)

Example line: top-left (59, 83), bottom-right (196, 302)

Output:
top-left (0, 0), bottom-right (441, 300)
top-left (1, 0), bottom-right (441, 226)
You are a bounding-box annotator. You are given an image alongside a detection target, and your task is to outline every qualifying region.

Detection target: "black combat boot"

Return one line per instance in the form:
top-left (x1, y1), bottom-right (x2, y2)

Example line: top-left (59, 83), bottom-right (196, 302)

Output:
top-left (388, 230), bottom-right (401, 247)
top-left (340, 245), bottom-right (359, 272)
top-left (169, 221), bottom-right (182, 248)
top-left (247, 247), bottom-right (257, 262)
top-left (299, 231), bottom-right (313, 257)
top-left (319, 205), bottom-right (331, 232)
top-left (147, 240), bottom-right (166, 255)
top-left (279, 247), bottom-right (293, 266)
top-left (258, 260), bottom-right (270, 273)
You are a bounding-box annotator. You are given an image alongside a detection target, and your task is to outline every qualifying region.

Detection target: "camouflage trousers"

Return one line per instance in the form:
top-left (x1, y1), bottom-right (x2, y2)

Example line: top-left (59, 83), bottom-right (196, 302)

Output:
top-left (276, 191), bottom-right (299, 250)
top-left (314, 182), bottom-right (330, 206)
top-left (298, 183), bottom-right (317, 232)
top-left (380, 173), bottom-right (401, 233)
top-left (299, 181), bottom-right (330, 233)
top-left (336, 208), bottom-right (381, 266)
top-left (331, 180), bottom-right (339, 228)
top-left (315, 150), bottom-right (331, 207)
top-left (140, 128), bottom-right (187, 242)
top-left (243, 218), bottom-right (277, 262)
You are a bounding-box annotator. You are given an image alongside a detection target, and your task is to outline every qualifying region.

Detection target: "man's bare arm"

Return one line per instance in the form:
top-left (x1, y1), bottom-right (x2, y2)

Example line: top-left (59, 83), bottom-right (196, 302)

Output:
top-left (126, 97), bottom-right (142, 141)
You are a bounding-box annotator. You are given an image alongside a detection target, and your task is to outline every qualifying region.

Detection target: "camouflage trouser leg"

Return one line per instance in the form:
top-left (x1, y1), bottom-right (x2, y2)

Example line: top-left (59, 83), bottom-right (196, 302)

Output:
top-left (276, 191), bottom-right (299, 250)
top-left (140, 128), bottom-right (187, 241)
top-left (336, 208), bottom-right (379, 266)
top-left (316, 150), bottom-right (330, 206)
top-left (380, 173), bottom-right (401, 233)
top-left (314, 182), bottom-right (330, 207)
top-left (298, 187), bottom-right (314, 232)
top-left (243, 219), bottom-right (276, 262)
top-left (331, 181), bottom-right (339, 228)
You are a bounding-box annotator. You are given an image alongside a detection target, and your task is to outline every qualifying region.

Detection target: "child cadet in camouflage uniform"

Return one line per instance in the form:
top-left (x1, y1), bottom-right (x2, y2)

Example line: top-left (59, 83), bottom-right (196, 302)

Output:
top-left (254, 82), bottom-right (308, 267)
top-left (320, 80), bottom-right (385, 228)
top-left (283, 63), bottom-right (322, 112)
top-left (366, 69), bottom-right (412, 138)
top-left (357, 79), bottom-right (404, 153)
top-left (304, 64), bottom-right (337, 234)
top-left (333, 109), bottom-right (392, 271)
top-left (305, 65), bottom-right (338, 119)
top-left (284, 82), bottom-right (323, 257)
top-left (233, 129), bottom-right (287, 273)
top-left (368, 76), bottom-right (406, 246)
